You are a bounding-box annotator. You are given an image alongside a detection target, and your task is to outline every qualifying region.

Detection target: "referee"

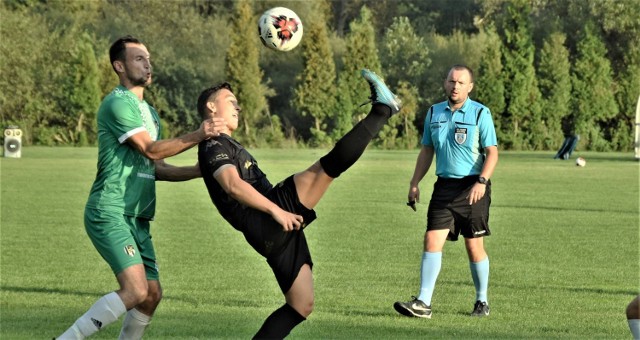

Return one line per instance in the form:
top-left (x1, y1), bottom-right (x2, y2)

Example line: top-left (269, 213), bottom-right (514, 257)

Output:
top-left (394, 64), bottom-right (498, 319)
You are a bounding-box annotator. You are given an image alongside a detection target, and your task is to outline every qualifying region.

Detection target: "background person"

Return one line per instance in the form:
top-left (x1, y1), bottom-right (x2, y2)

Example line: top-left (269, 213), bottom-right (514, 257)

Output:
top-left (628, 295), bottom-right (640, 339)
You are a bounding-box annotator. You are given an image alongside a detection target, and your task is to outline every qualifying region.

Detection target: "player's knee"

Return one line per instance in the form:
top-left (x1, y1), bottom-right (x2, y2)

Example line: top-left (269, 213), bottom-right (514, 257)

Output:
top-left (131, 288), bottom-right (149, 305)
top-left (122, 282), bottom-right (151, 306)
top-left (298, 298), bottom-right (314, 318)
top-left (147, 285), bottom-right (163, 304)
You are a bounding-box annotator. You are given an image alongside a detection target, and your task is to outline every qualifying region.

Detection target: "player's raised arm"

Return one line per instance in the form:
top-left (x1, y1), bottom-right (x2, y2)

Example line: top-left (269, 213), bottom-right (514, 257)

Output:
top-left (127, 117), bottom-right (225, 160)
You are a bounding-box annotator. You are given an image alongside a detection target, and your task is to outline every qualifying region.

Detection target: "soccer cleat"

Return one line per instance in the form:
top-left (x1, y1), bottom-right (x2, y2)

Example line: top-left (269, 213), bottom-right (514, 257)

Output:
top-left (361, 69), bottom-right (402, 115)
top-left (470, 300), bottom-right (490, 317)
top-left (393, 296), bottom-right (432, 319)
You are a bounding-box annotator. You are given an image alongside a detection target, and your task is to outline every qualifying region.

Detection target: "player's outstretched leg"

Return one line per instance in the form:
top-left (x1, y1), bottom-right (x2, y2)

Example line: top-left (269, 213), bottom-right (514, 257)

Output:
top-left (318, 69), bottom-right (401, 179)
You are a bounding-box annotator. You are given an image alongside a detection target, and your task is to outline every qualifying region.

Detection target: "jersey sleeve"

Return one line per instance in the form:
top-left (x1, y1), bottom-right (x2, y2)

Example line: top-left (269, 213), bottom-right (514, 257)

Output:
top-left (200, 138), bottom-right (235, 178)
top-left (104, 97), bottom-right (145, 144)
top-left (478, 108), bottom-right (498, 148)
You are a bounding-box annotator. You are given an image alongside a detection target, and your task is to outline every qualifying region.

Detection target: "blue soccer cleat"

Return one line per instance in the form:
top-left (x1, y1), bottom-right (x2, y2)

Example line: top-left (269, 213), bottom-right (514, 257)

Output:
top-left (361, 69), bottom-right (402, 115)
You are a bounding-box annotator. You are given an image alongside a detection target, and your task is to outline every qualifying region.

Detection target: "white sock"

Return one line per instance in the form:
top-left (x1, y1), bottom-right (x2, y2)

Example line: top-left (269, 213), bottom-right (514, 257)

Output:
top-left (58, 292), bottom-right (127, 340)
top-left (629, 319), bottom-right (640, 340)
top-left (119, 308), bottom-right (151, 340)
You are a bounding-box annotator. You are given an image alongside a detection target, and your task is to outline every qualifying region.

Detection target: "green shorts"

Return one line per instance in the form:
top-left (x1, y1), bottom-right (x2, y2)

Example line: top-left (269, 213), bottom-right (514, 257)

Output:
top-left (84, 207), bottom-right (159, 280)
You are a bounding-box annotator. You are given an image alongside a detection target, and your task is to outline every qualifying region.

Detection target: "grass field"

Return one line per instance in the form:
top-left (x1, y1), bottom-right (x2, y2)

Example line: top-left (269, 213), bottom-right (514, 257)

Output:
top-left (1, 147), bottom-right (638, 339)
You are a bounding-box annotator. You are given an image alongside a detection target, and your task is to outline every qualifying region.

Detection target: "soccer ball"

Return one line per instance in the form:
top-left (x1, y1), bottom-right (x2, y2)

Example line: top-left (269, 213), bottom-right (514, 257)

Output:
top-left (576, 157), bottom-right (586, 167)
top-left (258, 7), bottom-right (303, 51)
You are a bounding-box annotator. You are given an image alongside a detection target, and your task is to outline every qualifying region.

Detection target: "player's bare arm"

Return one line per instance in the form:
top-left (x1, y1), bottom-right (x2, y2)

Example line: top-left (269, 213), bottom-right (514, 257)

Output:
top-left (214, 166), bottom-right (304, 231)
top-left (154, 159), bottom-right (201, 181)
top-left (467, 145), bottom-right (498, 205)
top-left (128, 117), bottom-right (226, 160)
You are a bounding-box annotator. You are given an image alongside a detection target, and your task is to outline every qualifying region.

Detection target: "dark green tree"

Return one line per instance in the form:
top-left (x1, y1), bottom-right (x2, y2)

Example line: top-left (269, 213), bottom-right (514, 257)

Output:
top-left (333, 6), bottom-right (381, 140)
top-left (379, 16), bottom-right (427, 148)
top-left (570, 22), bottom-right (619, 151)
top-left (612, 37), bottom-right (639, 151)
top-left (380, 16), bottom-right (430, 92)
top-left (376, 80), bottom-right (419, 149)
top-left (537, 32), bottom-right (571, 149)
top-left (62, 34), bottom-right (101, 146)
top-left (475, 25), bottom-right (506, 143)
top-left (226, 0), bottom-right (269, 146)
top-left (497, 0), bottom-right (542, 150)
top-left (0, 4), bottom-right (50, 145)
top-left (292, 1), bottom-right (337, 147)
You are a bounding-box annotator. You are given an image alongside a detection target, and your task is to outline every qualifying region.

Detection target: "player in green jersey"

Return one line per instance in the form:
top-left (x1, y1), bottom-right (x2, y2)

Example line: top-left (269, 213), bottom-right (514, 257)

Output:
top-left (57, 36), bottom-right (225, 340)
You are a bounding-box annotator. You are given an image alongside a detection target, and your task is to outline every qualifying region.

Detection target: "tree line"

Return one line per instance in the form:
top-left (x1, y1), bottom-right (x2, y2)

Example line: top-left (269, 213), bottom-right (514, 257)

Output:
top-left (1, 0), bottom-right (638, 151)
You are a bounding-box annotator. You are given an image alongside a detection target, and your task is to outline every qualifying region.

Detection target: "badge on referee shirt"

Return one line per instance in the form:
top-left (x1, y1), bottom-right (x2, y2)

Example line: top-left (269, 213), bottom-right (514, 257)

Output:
top-left (455, 128), bottom-right (467, 144)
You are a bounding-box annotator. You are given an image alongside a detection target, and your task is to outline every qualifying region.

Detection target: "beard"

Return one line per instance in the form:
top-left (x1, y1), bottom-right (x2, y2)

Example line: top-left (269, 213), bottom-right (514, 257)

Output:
top-left (128, 73), bottom-right (152, 87)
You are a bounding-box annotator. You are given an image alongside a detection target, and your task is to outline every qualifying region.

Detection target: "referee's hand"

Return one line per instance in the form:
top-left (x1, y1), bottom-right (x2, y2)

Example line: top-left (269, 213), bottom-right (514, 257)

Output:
top-left (407, 186), bottom-right (419, 212)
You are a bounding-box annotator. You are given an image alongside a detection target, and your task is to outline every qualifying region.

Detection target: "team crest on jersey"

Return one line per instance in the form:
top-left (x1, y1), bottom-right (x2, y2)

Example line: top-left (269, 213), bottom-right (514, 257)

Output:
top-left (124, 244), bottom-right (136, 257)
top-left (455, 128), bottom-right (467, 144)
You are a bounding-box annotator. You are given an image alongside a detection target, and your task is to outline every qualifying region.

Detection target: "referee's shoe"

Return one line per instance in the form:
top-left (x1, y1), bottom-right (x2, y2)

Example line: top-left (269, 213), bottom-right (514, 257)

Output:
top-left (393, 297), bottom-right (432, 319)
top-left (471, 300), bottom-right (490, 317)
top-left (361, 69), bottom-right (402, 115)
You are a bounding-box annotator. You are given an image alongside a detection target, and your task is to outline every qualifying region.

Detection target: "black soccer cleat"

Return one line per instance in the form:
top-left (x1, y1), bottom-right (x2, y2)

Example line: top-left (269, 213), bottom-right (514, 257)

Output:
top-left (470, 300), bottom-right (490, 317)
top-left (393, 296), bottom-right (432, 319)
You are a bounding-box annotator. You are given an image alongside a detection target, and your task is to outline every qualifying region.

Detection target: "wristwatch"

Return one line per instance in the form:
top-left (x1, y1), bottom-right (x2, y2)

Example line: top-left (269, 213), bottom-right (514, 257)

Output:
top-left (477, 176), bottom-right (488, 185)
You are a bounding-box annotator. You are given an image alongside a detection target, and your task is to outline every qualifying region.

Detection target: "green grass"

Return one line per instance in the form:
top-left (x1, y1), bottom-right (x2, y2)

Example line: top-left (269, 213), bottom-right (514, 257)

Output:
top-left (1, 147), bottom-right (638, 339)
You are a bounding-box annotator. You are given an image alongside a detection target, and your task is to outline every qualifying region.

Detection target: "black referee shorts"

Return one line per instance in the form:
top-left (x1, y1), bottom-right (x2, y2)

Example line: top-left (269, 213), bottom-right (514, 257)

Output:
top-left (241, 175), bottom-right (317, 293)
top-left (426, 175), bottom-right (491, 241)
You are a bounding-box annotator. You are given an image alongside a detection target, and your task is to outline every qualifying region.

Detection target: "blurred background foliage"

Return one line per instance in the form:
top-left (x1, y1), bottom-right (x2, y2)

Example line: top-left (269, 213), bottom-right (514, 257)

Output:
top-left (1, 0), bottom-right (638, 151)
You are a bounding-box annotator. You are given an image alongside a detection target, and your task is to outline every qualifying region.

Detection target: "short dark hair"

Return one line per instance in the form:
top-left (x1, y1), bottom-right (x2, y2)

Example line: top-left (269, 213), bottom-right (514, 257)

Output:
top-left (109, 35), bottom-right (142, 72)
top-left (450, 64), bottom-right (474, 82)
top-left (197, 82), bottom-right (233, 120)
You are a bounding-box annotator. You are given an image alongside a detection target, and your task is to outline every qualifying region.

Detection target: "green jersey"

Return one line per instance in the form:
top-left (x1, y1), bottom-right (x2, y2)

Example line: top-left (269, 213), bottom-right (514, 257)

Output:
top-left (86, 85), bottom-right (162, 220)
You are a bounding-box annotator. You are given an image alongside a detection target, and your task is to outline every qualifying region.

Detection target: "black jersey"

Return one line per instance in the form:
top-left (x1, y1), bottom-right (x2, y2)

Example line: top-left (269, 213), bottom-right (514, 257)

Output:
top-left (198, 134), bottom-right (273, 230)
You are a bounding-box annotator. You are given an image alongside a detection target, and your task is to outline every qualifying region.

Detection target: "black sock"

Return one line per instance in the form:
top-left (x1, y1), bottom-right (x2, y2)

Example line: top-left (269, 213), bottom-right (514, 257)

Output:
top-left (253, 303), bottom-right (306, 340)
top-left (319, 104), bottom-right (391, 178)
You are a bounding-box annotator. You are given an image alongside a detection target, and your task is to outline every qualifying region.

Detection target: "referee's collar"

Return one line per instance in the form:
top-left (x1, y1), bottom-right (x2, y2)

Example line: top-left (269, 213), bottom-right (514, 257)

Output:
top-left (446, 98), bottom-right (472, 113)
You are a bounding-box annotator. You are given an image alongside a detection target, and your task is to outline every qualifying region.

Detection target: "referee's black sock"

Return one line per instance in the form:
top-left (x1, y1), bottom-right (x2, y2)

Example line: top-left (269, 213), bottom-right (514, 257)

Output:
top-left (319, 104), bottom-right (391, 178)
top-left (253, 303), bottom-right (305, 340)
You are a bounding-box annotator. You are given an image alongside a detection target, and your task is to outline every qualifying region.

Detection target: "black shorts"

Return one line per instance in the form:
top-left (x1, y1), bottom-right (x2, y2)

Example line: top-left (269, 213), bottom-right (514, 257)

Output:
top-left (241, 175), bottom-right (317, 293)
top-left (427, 176), bottom-right (491, 241)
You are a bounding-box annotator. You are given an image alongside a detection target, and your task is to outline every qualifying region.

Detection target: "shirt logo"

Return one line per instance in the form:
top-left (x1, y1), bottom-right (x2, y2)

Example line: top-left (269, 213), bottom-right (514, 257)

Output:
top-left (455, 128), bottom-right (467, 144)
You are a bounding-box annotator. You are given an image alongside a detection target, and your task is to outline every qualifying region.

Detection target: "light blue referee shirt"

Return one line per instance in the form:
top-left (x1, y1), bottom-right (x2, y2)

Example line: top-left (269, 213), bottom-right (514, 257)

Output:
top-left (421, 98), bottom-right (497, 179)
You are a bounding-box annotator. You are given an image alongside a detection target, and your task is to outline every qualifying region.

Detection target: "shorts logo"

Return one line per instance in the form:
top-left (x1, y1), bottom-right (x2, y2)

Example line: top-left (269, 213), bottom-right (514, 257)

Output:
top-left (473, 230), bottom-right (486, 235)
top-left (455, 128), bottom-right (467, 144)
top-left (124, 244), bottom-right (136, 257)
top-left (244, 160), bottom-right (252, 169)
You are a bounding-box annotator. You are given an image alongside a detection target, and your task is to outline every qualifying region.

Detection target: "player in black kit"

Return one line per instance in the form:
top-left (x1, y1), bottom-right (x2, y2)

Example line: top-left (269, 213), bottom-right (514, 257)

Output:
top-left (197, 69), bottom-right (401, 339)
